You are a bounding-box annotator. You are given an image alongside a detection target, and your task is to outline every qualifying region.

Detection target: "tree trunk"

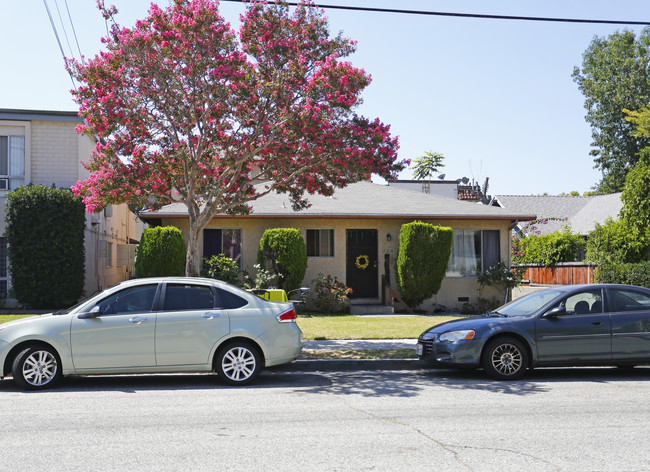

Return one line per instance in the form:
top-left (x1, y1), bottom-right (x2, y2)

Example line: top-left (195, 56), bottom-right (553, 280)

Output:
top-left (185, 216), bottom-right (204, 277)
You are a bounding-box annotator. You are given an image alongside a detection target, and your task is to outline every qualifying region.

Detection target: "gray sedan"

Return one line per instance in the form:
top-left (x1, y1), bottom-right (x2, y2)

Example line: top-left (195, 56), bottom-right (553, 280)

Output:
top-left (0, 277), bottom-right (303, 390)
top-left (417, 284), bottom-right (650, 379)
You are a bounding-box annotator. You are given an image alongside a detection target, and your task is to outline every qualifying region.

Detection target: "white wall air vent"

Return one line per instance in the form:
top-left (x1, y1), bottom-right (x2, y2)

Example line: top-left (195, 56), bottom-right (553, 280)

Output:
top-left (0, 179), bottom-right (9, 191)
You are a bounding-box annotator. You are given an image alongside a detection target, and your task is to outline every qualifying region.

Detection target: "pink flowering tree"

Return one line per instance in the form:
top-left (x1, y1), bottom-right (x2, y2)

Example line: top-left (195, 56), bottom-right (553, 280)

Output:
top-left (67, 0), bottom-right (405, 276)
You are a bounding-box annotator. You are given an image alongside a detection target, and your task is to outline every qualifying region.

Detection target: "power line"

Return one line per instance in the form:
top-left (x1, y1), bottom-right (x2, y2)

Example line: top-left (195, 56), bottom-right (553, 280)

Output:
top-left (220, 0), bottom-right (650, 26)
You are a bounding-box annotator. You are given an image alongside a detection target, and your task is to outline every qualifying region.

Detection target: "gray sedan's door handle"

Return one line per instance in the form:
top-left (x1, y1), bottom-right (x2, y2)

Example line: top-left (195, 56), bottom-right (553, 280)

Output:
top-left (129, 317), bottom-right (149, 324)
top-left (202, 313), bottom-right (221, 319)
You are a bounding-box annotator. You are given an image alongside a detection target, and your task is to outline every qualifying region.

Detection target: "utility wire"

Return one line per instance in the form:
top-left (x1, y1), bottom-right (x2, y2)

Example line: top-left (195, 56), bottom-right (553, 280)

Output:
top-left (42, 0), bottom-right (78, 91)
top-left (64, 0), bottom-right (85, 62)
top-left (220, 0), bottom-right (650, 26)
top-left (53, 0), bottom-right (75, 59)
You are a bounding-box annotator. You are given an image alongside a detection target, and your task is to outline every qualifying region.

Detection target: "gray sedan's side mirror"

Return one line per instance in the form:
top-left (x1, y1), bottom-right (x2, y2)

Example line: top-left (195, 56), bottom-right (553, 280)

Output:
top-left (543, 306), bottom-right (567, 318)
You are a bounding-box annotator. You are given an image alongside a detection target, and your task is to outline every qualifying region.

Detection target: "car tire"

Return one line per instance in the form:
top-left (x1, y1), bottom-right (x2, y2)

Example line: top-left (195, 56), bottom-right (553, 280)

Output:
top-left (215, 341), bottom-right (262, 386)
top-left (12, 345), bottom-right (62, 390)
top-left (482, 337), bottom-right (528, 380)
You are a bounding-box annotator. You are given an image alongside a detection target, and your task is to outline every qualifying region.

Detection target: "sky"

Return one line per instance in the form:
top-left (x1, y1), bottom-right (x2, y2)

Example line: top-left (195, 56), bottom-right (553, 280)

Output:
top-left (1, 0), bottom-right (648, 196)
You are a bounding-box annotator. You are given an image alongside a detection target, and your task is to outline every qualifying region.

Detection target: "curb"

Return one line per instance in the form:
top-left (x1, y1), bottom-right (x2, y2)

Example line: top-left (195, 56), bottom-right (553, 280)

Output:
top-left (270, 358), bottom-right (428, 372)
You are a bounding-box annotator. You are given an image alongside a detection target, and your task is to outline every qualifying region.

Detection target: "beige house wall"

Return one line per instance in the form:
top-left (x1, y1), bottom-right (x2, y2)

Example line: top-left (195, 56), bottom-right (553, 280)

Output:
top-left (158, 215), bottom-right (511, 312)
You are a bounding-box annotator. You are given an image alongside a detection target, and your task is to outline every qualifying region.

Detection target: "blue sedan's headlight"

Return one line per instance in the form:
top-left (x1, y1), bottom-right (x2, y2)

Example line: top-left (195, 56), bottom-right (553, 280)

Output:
top-left (439, 330), bottom-right (475, 342)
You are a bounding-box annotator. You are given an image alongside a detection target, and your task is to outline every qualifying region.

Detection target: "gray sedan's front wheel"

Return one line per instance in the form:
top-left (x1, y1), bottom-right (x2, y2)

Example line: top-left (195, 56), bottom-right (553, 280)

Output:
top-left (215, 341), bottom-right (261, 386)
top-left (482, 337), bottom-right (528, 380)
top-left (12, 345), bottom-right (62, 390)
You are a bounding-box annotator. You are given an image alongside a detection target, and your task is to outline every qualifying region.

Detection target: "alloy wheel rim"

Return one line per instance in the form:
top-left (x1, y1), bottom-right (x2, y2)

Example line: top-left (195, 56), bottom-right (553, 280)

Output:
top-left (491, 343), bottom-right (522, 376)
top-left (22, 350), bottom-right (58, 386)
top-left (222, 347), bottom-right (256, 382)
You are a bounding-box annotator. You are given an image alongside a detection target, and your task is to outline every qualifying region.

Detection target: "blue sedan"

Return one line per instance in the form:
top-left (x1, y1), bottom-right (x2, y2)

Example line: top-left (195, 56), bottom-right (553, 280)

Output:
top-left (417, 284), bottom-right (650, 379)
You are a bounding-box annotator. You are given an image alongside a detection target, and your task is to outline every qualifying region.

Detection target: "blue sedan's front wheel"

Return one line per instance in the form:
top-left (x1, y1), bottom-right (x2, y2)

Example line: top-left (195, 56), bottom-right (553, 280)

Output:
top-left (482, 337), bottom-right (528, 380)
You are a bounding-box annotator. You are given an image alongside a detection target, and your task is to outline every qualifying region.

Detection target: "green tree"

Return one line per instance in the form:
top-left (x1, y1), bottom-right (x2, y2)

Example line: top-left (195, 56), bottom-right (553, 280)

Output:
top-left (134, 226), bottom-right (186, 277)
top-left (572, 28), bottom-right (650, 193)
top-left (411, 151), bottom-right (445, 180)
top-left (5, 185), bottom-right (85, 308)
top-left (396, 222), bottom-right (453, 309)
top-left (586, 218), bottom-right (649, 265)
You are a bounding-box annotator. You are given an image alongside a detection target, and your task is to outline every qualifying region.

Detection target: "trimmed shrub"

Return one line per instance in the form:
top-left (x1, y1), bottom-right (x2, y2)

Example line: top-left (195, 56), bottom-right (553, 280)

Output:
top-left (134, 226), bottom-right (185, 277)
top-left (5, 185), bottom-right (86, 308)
top-left (257, 228), bottom-right (307, 291)
top-left (595, 261), bottom-right (650, 287)
top-left (396, 221), bottom-right (453, 309)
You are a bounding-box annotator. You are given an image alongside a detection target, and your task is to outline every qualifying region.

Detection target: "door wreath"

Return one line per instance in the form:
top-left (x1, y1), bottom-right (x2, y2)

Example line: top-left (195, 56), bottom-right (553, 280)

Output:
top-left (355, 255), bottom-right (370, 270)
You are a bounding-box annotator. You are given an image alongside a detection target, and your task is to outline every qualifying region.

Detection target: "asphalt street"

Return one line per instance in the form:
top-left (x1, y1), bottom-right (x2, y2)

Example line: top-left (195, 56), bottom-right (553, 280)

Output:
top-left (1, 366), bottom-right (649, 471)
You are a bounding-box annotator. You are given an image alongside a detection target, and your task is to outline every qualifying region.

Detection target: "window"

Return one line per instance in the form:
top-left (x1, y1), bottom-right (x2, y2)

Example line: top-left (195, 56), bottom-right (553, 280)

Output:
top-left (0, 237), bottom-right (7, 297)
top-left (0, 135), bottom-right (25, 191)
top-left (610, 289), bottom-right (650, 313)
top-left (306, 229), bottom-right (334, 257)
top-left (99, 240), bottom-right (113, 267)
top-left (163, 284), bottom-right (215, 311)
top-left (93, 285), bottom-right (158, 315)
top-left (203, 228), bottom-right (242, 265)
top-left (215, 287), bottom-right (248, 309)
top-left (556, 289), bottom-right (603, 315)
top-left (447, 229), bottom-right (501, 277)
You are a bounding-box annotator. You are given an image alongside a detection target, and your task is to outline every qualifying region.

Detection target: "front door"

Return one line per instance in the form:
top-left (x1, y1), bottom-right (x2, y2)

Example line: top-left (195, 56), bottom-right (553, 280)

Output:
top-left (346, 229), bottom-right (378, 299)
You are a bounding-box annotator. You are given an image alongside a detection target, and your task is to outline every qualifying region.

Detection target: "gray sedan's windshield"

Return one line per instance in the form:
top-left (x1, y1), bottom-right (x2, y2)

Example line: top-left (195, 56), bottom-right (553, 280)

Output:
top-left (494, 289), bottom-right (563, 317)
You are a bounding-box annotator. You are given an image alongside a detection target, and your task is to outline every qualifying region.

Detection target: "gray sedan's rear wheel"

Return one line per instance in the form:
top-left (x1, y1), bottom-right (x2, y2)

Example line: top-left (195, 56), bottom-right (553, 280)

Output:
top-left (482, 337), bottom-right (528, 380)
top-left (12, 345), bottom-right (62, 390)
top-left (215, 341), bottom-right (261, 386)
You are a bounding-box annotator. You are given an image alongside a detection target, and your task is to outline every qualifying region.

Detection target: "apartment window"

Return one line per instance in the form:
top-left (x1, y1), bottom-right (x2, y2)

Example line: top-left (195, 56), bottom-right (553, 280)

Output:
top-left (99, 240), bottom-right (113, 268)
top-left (0, 135), bottom-right (25, 191)
top-left (0, 237), bottom-right (7, 297)
top-left (306, 229), bottom-right (334, 257)
top-left (447, 229), bottom-right (500, 277)
top-left (203, 228), bottom-right (242, 265)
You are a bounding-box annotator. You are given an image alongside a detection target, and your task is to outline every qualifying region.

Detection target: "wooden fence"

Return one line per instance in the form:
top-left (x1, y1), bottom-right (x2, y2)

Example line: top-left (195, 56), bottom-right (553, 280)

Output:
top-left (516, 263), bottom-right (596, 286)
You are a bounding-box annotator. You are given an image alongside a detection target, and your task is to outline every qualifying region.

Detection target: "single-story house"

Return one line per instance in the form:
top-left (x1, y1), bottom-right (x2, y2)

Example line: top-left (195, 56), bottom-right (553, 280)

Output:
top-left (491, 193), bottom-right (623, 236)
top-left (141, 181), bottom-right (535, 311)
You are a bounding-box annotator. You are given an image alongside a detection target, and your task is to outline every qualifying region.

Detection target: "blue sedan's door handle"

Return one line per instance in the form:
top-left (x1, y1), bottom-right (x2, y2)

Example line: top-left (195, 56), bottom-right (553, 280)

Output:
top-left (592, 321), bottom-right (602, 325)
top-left (202, 313), bottom-right (221, 319)
top-left (129, 317), bottom-right (149, 324)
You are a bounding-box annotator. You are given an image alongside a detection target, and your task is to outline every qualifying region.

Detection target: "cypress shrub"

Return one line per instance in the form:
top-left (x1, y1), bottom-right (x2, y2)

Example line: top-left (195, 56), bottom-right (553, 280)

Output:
top-left (134, 226), bottom-right (185, 277)
top-left (397, 221), bottom-right (453, 309)
top-left (257, 228), bottom-right (307, 291)
top-left (5, 185), bottom-right (86, 308)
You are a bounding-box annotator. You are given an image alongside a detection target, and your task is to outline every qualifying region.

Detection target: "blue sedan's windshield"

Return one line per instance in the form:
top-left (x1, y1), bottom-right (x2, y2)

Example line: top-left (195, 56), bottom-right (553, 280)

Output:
top-left (493, 289), bottom-right (563, 317)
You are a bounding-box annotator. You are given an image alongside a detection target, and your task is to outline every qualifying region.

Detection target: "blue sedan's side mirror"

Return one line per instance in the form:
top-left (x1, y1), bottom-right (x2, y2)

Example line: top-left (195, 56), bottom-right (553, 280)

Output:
top-left (543, 306), bottom-right (567, 318)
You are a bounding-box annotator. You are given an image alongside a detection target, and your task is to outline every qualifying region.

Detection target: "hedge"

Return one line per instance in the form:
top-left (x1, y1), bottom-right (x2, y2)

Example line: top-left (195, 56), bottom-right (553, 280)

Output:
top-left (5, 185), bottom-right (86, 308)
top-left (134, 226), bottom-right (185, 277)
top-left (595, 261), bottom-right (650, 288)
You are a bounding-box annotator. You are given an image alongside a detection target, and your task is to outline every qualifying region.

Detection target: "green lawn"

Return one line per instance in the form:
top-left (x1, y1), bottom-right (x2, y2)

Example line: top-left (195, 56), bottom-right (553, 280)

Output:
top-left (297, 315), bottom-right (459, 340)
top-left (0, 313), bottom-right (461, 341)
